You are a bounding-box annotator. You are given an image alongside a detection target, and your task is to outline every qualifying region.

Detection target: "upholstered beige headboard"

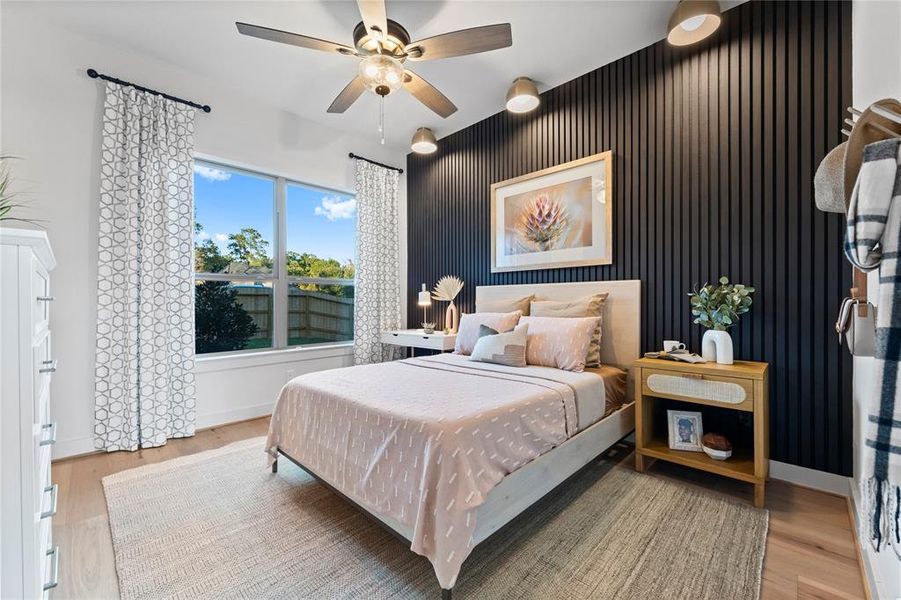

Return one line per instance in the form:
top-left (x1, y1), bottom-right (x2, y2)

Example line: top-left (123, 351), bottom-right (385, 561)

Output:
top-left (475, 280), bottom-right (642, 370)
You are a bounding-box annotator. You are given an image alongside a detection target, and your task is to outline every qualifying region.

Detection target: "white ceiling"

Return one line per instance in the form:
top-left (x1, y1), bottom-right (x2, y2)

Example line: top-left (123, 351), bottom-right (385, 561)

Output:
top-left (25, 0), bottom-right (742, 149)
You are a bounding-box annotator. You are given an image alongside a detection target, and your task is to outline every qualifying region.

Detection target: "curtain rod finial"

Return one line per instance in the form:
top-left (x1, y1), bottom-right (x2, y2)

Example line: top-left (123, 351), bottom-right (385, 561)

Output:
top-left (87, 68), bottom-right (98, 79)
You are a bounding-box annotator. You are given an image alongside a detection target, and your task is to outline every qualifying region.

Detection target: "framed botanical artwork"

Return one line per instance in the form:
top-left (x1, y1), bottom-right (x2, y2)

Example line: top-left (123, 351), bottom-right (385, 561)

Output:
top-left (490, 152), bottom-right (613, 273)
top-left (667, 410), bottom-right (704, 452)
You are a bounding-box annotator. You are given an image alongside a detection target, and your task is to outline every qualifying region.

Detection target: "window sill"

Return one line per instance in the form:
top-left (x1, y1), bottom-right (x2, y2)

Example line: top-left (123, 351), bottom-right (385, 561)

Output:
top-left (196, 342), bottom-right (353, 374)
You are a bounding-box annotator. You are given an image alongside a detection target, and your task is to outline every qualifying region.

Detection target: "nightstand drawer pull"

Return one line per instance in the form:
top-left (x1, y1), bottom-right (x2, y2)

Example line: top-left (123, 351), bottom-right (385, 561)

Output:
top-left (647, 373), bottom-right (747, 404)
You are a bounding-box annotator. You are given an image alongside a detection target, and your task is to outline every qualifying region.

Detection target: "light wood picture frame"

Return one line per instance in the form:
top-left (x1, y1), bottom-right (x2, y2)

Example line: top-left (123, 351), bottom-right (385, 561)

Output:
top-left (490, 152), bottom-right (613, 273)
top-left (667, 410), bottom-right (704, 452)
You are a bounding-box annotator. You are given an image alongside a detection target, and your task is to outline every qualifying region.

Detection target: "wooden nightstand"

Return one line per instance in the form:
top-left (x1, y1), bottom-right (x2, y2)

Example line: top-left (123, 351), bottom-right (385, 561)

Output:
top-left (632, 357), bottom-right (770, 507)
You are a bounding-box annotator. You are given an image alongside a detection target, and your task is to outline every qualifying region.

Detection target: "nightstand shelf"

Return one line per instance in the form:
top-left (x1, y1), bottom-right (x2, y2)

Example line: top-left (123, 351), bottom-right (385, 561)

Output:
top-left (641, 439), bottom-right (757, 482)
top-left (633, 357), bottom-right (770, 507)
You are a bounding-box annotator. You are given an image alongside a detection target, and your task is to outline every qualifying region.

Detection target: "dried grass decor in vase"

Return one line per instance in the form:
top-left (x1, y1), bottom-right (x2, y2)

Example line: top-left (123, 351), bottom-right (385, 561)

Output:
top-left (432, 275), bottom-right (464, 334)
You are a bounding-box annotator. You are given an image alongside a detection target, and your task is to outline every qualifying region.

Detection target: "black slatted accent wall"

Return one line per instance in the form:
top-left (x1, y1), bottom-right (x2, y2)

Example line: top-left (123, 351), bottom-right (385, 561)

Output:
top-left (406, 0), bottom-right (853, 476)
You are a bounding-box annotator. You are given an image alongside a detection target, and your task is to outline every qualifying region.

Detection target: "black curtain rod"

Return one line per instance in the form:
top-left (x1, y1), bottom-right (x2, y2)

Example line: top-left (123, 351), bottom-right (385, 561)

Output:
top-left (349, 152), bottom-right (403, 174)
top-left (86, 68), bottom-right (212, 113)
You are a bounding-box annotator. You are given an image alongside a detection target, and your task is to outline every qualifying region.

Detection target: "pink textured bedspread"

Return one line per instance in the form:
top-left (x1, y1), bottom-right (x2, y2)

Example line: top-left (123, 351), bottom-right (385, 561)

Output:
top-left (265, 353), bottom-right (604, 588)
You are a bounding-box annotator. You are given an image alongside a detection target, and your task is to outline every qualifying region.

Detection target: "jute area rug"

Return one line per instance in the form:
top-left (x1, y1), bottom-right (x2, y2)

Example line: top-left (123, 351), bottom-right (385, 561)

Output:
top-left (103, 437), bottom-right (767, 600)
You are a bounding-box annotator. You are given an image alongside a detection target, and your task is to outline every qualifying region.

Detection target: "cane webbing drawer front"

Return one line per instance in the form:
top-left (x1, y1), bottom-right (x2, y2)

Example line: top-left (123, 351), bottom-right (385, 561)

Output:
top-left (642, 369), bottom-right (754, 411)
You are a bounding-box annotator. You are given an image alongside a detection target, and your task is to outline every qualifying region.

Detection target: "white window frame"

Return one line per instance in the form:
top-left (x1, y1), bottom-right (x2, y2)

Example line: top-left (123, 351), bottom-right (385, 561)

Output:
top-left (194, 159), bottom-right (355, 357)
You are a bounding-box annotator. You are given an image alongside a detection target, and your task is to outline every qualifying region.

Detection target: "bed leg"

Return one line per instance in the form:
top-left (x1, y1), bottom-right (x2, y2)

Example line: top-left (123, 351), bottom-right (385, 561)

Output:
top-left (441, 588), bottom-right (452, 600)
top-left (271, 457), bottom-right (278, 473)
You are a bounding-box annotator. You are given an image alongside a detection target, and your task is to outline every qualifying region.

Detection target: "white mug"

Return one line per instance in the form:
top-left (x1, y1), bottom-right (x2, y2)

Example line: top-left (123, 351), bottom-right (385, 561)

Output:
top-left (663, 340), bottom-right (686, 352)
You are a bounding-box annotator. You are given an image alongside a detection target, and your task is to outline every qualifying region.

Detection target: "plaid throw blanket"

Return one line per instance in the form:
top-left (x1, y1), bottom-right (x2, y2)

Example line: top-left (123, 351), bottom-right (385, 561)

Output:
top-left (845, 137), bottom-right (901, 556)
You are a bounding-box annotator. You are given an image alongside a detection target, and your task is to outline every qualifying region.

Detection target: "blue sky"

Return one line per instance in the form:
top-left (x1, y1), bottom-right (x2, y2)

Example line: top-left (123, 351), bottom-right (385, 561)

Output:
top-left (193, 163), bottom-right (356, 263)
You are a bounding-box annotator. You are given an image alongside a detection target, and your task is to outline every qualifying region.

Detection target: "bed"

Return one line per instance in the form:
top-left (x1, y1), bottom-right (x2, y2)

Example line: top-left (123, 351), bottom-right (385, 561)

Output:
top-left (267, 280), bottom-right (641, 598)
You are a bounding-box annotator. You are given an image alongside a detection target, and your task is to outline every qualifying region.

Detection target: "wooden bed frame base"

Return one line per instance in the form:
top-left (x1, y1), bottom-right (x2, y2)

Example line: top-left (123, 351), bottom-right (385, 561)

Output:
top-left (270, 402), bottom-right (636, 599)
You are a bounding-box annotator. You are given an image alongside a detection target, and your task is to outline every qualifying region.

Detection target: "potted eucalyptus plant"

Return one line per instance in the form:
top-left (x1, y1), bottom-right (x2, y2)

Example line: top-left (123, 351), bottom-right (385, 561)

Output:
top-left (687, 277), bottom-right (755, 364)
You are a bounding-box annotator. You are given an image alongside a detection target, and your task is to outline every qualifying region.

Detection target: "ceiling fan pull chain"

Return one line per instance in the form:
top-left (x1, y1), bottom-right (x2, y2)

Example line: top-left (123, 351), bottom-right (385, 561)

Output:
top-left (379, 95), bottom-right (385, 145)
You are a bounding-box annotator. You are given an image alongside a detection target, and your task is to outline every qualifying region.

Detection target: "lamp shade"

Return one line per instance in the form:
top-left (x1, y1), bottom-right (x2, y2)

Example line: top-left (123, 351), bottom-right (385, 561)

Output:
top-left (505, 77), bottom-right (540, 113)
top-left (417, 283), bottom-right (431, 306)
top-left (411, 127), bottom-right (438, 154)
top-left (667, 0), bottom-right (721, 46)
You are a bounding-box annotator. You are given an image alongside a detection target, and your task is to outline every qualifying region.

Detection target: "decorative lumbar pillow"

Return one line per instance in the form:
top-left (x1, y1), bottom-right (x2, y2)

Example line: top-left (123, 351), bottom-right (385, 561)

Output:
top-left (475, 295), bottom-right (535, 316)
top-left (454, 311), bottom-right (522, 355)
top-left (520, 316), bottom-right (600, 372)
top-left (470, 323), bottom-right (529, 367)
top-left (530, 293), bottom-right (609, 366)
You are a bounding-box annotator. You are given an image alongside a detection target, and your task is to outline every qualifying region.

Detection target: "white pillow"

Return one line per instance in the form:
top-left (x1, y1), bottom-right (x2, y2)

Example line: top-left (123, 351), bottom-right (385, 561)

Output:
top-left (470, 323), bottom-right (529, 367)
top-left (453, 311), bottom-right (522, 355)
top-left (520, 316), bottom-right (600, 372)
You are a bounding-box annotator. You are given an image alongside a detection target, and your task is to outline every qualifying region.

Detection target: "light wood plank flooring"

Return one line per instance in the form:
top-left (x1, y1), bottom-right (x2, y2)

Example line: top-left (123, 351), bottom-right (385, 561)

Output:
top-left (51, 417), bottom-right (866, 600)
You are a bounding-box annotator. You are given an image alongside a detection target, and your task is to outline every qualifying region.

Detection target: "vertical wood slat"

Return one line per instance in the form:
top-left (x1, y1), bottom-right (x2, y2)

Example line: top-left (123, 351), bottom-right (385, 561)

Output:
top-left (404, 1), bottom-right (852, 476)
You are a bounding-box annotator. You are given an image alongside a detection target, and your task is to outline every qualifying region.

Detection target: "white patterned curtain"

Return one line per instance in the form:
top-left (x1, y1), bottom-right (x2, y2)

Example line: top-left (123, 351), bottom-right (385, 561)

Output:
top-left (94, 82), bottom-right (197, 452)
top-left (353, 159), bottom-right (403, 365)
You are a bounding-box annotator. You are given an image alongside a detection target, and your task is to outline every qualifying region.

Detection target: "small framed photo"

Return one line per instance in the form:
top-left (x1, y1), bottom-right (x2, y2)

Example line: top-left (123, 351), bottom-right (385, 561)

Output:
top-left (667, 410), bottom-right (704, 452)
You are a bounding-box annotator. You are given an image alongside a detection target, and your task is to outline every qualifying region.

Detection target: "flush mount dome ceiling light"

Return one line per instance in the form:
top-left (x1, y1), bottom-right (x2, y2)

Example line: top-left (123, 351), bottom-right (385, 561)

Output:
top-left (505, 77), bottom-right (540, 113)
top-left (411, 127), bottom-right (437, 154)
top-left (667, 0), bottom-right (722, 46)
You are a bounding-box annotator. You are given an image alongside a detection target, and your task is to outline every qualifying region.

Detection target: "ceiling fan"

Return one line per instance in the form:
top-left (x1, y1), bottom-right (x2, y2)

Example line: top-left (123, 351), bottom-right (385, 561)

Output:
top-left (236, 0), bottom-right (512, 120)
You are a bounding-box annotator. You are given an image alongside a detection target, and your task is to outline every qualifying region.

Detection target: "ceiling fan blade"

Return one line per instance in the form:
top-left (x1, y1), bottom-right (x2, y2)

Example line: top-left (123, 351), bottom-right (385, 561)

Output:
top-left (406, 23), bottom-right (512, 61)
top-left (328, 76), bottom-right (367, 113)
top-left (356, 0), bottom-right (389, 43)
top-left (403, 70), bottom-right (457, 118)
top-left (236, 22), bottom-right (357, 56)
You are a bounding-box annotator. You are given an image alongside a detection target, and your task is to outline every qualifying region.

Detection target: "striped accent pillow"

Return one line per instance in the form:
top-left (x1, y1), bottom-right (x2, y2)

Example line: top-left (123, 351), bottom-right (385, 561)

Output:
top-left (470, 323), bottom-right (529, 367)
top-left (520, 316), bottom-right (600, 372)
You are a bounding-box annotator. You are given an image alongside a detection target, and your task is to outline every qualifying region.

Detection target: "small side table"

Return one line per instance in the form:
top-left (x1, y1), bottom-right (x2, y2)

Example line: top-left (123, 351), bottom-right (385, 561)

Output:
top-left (632, 357), bottom-right (770, 507)
top-left (380, 329), bottom-right (456, 357)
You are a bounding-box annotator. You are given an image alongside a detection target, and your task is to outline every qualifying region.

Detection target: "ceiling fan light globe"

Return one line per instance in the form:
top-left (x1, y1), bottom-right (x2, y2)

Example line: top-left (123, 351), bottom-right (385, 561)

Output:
top-left (359, 54), bottom-right (405, 93)
top-left (411, 127), bottom-right (438, 154)
top-left (505, 77), bottom-right (540, 113)
top-left (667, 0), bottom-right (721, 46)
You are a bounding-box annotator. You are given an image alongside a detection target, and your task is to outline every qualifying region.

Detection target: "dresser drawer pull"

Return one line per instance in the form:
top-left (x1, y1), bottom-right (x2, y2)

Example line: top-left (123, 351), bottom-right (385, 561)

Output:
top-left (41, 484), bottom-right (59, 519)
top-left (36, 296), bottom-right (55, 302)
top-left (39, 360), bottom-right (58, 373)
top-left (40, 422), bottom-right (57, 446)
top-left (43, 546), bottom-right (60, 591)
top-left (680, 373), bottom-right (704, 380)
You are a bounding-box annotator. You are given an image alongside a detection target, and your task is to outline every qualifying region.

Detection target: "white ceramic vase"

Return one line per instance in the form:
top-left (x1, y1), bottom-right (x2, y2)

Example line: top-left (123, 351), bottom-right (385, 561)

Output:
top-left (702, 329), bottom-right (734, 365)
top-left (445, 301), bottom-right (459, 334)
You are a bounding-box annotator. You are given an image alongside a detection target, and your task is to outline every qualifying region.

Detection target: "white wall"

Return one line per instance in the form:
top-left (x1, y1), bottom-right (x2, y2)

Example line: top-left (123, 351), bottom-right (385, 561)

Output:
top-left (851, 1), bottom-right (901, 597)
top-left (0, 6), bottom-right (408, 458)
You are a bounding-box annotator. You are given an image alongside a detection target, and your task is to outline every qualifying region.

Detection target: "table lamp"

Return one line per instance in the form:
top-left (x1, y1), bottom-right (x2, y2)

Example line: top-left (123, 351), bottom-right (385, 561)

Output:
top-left (417, 283), bottom-right (431, 328)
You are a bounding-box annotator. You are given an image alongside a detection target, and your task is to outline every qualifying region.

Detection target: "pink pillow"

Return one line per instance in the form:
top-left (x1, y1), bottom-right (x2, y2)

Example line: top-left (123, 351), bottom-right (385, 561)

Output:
top-left (454, 311), bottom-right (522, 355)
top-left (520, 316), bottom-right (600, 372)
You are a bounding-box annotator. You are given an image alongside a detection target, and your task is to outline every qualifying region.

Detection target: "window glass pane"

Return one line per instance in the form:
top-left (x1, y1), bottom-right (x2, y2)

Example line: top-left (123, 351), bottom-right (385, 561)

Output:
top-left (286, 183), bottom-right (355, 347)
top-left (195, 280), bottom-right (273, 354)
top-left (194, 162), bottom-right (274, 274)
top-left (288, 282), bottom-right (354, 345)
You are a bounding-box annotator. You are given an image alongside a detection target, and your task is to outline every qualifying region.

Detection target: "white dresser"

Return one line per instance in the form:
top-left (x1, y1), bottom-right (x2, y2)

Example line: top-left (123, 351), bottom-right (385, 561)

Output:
top-left (1, 228), bottom-right (59, 599)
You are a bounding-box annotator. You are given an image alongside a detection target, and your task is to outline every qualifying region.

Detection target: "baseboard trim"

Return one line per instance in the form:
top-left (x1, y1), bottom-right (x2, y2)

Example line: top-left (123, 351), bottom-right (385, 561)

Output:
top-left (846, 495), bottom-right (874, 600)
top-left (52, 404), bottom-right (274, 462)
top-left (195, 402), bottom-right (273, 430)
top-left (768, 460), bottom-right (851, 497)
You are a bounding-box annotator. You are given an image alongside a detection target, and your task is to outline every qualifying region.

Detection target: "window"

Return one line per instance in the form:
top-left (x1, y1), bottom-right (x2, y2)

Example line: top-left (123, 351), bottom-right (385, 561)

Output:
top-left (193, 161), bottom-right (355, 355)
